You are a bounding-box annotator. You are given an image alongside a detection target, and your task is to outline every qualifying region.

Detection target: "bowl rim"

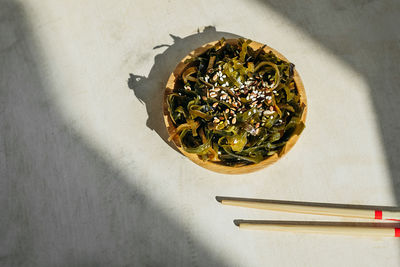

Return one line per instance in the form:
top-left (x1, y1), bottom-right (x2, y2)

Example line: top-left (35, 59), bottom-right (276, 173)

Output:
top-left (163, 38), bottom-right (307, 174)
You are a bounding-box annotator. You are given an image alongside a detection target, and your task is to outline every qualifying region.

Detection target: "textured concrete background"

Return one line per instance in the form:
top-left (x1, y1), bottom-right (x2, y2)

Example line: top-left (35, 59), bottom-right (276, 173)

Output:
top-left (1, 0), bottom-right (400, 266)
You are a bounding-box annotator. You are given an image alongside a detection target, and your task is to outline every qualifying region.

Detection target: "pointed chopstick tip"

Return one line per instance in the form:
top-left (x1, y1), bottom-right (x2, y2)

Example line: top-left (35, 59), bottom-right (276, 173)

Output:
top-left (215, 196), bottom-right (223, 203)
top-left (233, 219), bottom-right (243, 227)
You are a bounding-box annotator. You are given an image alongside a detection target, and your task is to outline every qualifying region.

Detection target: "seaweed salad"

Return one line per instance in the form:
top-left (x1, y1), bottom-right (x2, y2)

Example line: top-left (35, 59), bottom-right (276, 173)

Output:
top-left (166, 38), bottom-right (305, 166)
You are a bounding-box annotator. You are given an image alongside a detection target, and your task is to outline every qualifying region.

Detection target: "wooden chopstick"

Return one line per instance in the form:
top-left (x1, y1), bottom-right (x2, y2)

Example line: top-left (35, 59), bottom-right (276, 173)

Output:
top-left (216, 197), bottom-right (400, 221)
top-left (234, 220), bottom-right (400, 237)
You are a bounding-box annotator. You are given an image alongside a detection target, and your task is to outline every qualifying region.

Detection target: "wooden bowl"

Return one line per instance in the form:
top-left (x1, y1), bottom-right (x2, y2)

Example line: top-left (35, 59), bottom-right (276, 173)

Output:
top-left (163, 39), bottom-right (307, 174)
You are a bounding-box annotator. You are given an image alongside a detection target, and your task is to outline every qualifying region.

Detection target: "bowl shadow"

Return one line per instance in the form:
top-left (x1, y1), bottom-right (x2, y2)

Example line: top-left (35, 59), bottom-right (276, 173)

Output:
top-left (127, 26), bottom-right (241, 152)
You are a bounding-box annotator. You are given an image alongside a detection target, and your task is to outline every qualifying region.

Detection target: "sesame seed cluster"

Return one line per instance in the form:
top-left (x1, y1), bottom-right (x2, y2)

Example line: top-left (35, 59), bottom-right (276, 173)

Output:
top-left (183, 67), bottom-right (286, 136)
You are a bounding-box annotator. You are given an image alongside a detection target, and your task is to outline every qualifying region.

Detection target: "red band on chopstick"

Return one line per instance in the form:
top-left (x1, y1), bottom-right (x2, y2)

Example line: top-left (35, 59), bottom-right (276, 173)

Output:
top-left (374, 210), bottom-right (382, 220)
top-left (387, 219), bottom-right (400, 221)
top-left (395, 228), bottom-right (400, 237)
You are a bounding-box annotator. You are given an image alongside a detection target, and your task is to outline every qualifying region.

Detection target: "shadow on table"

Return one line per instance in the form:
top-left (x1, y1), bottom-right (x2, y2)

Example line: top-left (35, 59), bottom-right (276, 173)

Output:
top-left (0, 2), bottom-right (227, 267)
top-left (127, 26), bottom-right (241, 152)
top-left (256, 0), bottom-right (400, 202)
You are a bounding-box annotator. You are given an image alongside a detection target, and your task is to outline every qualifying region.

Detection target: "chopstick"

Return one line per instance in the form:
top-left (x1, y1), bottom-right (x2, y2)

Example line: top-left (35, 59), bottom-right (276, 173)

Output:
top-left (234, 220), bottom-right (400, 237)
top-left (216, 197), bottom-right (400, 221)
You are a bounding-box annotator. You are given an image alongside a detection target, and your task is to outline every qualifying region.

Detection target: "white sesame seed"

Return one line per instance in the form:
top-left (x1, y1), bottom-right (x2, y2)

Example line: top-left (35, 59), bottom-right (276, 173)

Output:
top-left (222, 75), bottom-right (227, 78)
top-left (270, 116), bottom-right (274, 119)
top-left (263, 110), bottom-right (275, 115)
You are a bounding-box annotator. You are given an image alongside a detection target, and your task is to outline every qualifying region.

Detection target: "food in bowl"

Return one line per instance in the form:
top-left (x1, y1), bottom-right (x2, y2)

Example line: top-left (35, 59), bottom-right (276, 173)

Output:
top-left (166, 38), bottom-right (305, 167)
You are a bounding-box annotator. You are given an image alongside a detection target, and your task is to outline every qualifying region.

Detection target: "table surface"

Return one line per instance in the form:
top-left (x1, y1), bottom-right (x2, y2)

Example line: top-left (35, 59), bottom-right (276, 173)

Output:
top-left (1, 0), bottom-right (400, 266)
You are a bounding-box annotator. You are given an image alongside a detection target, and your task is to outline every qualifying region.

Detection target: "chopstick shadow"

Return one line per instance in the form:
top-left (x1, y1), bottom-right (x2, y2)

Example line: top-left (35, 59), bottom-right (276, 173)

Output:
top-left (233, 220), bottom-right (400, 228)
top-left (216, 196), bottom-right (400, 211)
top-left (127, 26), bottom-right (241, 152)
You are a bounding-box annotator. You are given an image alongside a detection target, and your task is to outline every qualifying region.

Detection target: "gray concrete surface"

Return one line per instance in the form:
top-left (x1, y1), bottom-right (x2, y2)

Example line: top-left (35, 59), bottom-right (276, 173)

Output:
top-left (1, 0), bottom-right (400, 266)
